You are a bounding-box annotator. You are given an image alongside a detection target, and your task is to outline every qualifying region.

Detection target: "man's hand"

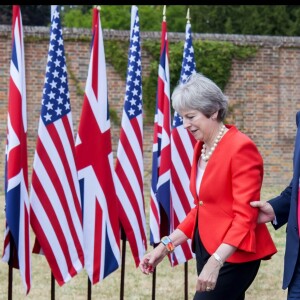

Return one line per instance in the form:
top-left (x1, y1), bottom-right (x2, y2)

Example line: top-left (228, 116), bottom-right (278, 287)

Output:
top-left (250, 201), bottom-right (275, 224)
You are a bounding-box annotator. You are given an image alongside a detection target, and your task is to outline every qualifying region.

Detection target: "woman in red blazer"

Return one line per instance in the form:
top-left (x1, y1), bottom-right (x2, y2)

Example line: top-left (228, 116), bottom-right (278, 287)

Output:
top-left (139, 73), bottom-right (277, 300)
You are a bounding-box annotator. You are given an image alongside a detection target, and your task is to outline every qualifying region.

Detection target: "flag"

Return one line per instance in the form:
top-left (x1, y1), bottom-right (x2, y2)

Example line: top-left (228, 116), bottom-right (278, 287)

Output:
top-left (75, 7), bottom-right (120, 284)
top-left (115, 5), bottom-right (147, 267)
top-left (2, 5), bottom-right (31, 294)
top-left (29, 5), bottom-right (84, 286)
top-left (149, 12), bottom-right (172, 247)
top-left (170, 16), bottom-right (197, 266)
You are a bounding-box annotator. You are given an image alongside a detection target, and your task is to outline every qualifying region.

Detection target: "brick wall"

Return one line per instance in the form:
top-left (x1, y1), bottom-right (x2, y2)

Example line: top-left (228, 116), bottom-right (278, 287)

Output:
top-left (1, 25), bottom-right (300, 195)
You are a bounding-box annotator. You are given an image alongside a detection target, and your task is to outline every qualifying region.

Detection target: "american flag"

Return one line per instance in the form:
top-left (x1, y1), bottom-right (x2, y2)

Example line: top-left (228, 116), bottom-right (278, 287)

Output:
top-left (170, 17), bottom-right (197, 266)
top-left (29, 5), bottom-right (84, 286)
top-left (149, 12), bottom-right (172, 247)
top-left (2, 5), bottom-right (31, 294)
top-left (75, 7), bottom-right (120, 284)
top-left (115, 5), bottom-right (147, 267)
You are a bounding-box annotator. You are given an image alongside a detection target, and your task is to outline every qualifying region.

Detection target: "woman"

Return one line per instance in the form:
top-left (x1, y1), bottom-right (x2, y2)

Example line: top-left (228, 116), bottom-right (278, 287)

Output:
top-left (139, 73), bottom-right (277, 300)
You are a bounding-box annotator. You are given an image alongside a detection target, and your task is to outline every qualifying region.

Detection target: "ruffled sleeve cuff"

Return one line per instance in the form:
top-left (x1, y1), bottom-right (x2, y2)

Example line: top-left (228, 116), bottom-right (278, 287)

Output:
top-left (223, 222), bottom-right (256, 253)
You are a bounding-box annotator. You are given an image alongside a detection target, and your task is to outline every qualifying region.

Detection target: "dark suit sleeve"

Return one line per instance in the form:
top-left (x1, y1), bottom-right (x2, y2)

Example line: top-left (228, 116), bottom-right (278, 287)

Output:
top-left (268, 180), bottom-right (292, 229)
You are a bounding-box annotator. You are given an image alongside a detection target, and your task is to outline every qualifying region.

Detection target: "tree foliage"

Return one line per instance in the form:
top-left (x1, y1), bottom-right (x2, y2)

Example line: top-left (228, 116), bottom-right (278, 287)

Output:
top-left (61, 5), bottom-right (300, 36)
top-left (1, 5), bottom-right (300, 36)
top-left (191, 5), bottom-right (294, 36)
top-left (60, 5), bottom-right (186, 32)
top-left (0, 5), bottom-right (51, 26)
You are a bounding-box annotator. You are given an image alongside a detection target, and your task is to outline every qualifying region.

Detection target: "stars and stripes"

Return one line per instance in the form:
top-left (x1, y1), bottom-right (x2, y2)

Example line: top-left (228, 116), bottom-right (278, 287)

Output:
top-left (29, 5), bottom-right (84, 286)
top-left (75, 7), bottom-right (120, 284)
top-left (149, 14), bottom-right (172, 247)
top-left (170, 18), bottom-right (197, 266)
top-left (115, 5), bottom-right (147, 267)
top-left (2, 5), bottom-right (31, 294)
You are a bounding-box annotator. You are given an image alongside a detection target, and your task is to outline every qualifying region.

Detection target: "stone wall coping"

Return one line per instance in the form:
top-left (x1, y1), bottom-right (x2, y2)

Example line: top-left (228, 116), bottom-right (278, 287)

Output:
top-left (0, 24), bottom-right (300, 47)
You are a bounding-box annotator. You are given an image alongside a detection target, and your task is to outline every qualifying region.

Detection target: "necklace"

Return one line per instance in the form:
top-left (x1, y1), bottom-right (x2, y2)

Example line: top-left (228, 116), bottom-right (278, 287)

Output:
top-left (201, 124), bottom-right (226, 162)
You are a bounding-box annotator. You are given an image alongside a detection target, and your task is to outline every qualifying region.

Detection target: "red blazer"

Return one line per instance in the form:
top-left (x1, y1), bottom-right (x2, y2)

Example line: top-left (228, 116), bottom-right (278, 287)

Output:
top-left (177, 125), bottom-right (277, 263)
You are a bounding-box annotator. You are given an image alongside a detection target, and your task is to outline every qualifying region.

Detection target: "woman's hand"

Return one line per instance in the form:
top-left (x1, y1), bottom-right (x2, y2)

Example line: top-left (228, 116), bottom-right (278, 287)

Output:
top-left (139, 243), bottom-right (167, 275)
top-left (139, 229), bottom-right (188, 275)
top-left (196, 256), bottom-right (221, 292)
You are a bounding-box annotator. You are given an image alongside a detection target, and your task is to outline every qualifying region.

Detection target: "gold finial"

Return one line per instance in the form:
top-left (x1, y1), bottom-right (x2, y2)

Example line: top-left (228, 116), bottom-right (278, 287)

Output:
top-left (163, 5), bottom-right (166, 21)
top-left (186, 8), bottom-right (191, 24)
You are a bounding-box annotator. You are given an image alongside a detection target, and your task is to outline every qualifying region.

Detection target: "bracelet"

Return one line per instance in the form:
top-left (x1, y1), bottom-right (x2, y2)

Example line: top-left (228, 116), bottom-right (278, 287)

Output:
top-left (160, 236), bottom-right (175, 253)
top-left (212, 252), bottom-right (224, 267)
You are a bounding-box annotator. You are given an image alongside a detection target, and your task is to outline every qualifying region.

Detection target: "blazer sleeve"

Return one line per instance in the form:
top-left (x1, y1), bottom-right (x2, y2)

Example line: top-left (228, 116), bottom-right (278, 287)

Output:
top-left (222, 140), bottom-right (263, 252)
top-left (269, 180), bottom-right (292, 229)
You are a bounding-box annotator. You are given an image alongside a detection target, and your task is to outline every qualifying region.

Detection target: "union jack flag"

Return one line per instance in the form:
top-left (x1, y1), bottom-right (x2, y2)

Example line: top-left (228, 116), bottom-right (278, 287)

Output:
top-left (115, 5), bottom-right (147, 267)
top-left (170, 17), bottom-right (197, 266)
top-left (29, 5), bottom-right (84, 286)
top-left (149, 13), bottom-right (172, 247)
top-left (75, 7), bottom-right (120, 284)
top-left (2, 5), bottom-right (31, 294)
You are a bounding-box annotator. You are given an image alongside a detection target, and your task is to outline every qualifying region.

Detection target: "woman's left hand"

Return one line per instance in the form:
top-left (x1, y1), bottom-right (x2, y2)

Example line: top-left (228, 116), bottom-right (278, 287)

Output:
top-left (196, 256), bottom-right (221, 292)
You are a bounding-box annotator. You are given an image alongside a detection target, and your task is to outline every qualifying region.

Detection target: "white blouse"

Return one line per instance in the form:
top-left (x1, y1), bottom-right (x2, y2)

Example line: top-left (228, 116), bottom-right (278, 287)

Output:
top-left (196, 158), bottom-right (206, 197)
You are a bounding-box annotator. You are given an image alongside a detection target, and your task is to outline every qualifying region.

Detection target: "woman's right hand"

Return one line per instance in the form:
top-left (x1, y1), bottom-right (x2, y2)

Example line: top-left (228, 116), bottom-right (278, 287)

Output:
top-left (139, 243), bottom-right (167, 275)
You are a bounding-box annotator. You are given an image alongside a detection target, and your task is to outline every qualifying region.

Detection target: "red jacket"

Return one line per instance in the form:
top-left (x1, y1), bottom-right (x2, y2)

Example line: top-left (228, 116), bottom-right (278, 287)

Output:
top-left (177, 125), bottom-right (277, 263)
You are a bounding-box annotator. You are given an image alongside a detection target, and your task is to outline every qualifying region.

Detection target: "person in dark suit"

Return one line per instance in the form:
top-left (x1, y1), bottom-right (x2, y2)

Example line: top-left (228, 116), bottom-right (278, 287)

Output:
top-left (250, 111), bottom-right (300, 300)
top-left (139, 73), bottom-right (277, 300)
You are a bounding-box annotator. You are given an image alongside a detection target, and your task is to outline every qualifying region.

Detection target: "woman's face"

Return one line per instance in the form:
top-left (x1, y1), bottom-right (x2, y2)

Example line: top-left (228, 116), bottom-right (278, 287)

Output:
top-left (180, 109), bottom-right (217, 142)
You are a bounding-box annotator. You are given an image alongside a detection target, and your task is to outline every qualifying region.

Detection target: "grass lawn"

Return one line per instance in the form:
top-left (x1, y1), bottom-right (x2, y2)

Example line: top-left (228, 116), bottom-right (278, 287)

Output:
top-left (0, 186), bottom-right (288, 299)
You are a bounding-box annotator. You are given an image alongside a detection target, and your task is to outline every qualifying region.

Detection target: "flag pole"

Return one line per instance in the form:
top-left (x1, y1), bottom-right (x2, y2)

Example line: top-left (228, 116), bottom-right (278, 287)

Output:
top-left (85, 8), bottom-right (101, 300)
top-left (184, 262), bottom-right (188, 300)
top-left (8, 264), bottom-right (13, 300)
top-left (152, 267), bottom-right (157, 300)
top-left (87, 277), bottom-right (92, 300)
top-left (151, 244), bottom-right (158, 300)
top-left (120, 227), bottom-right (127, 300)
top-left (7, 233), bottom-right (14, 300)
top-left (183, 9), bottom-right (191, 300)
top-left (51, 272), bottom-right (55, 300)
top-left (163, 4), bottom-right (166, 22)
top-left (151, 5), bottom-right (167, 300)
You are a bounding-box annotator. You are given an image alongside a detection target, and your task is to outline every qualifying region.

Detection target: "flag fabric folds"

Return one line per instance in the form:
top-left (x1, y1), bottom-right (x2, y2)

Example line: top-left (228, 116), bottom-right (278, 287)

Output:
top-left (75, 7), bottom-right (120, 284)
top-left (2, 5), bottom-right (31, 294)
top-left (170, 18), bottom-right (197, 266)
top-left (29, 5), bottom-right (84, 286)
top-left (115, 5), bottom-right (147, 267)
top-left (149, 14), bottom-right (172, 246)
